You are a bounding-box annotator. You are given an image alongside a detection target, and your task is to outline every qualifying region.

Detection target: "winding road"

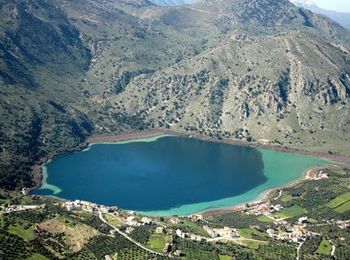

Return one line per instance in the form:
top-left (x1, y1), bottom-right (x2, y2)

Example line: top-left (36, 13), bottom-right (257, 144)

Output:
top-left (296, 241), bottom-right (304, 260)
top-left (97, 209), bottom-right (168, 257)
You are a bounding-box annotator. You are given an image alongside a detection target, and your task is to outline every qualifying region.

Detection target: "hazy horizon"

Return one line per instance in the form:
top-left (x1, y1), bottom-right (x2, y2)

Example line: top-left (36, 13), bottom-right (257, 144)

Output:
top-left (313, 0), bottom-right (350, 13)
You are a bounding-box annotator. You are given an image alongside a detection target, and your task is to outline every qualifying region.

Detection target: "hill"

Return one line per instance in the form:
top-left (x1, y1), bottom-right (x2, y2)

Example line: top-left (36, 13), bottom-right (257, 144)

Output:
top-left (0, 0), bottom-right (349, 192)
top-left (290, 0), bottom-right (350, 28)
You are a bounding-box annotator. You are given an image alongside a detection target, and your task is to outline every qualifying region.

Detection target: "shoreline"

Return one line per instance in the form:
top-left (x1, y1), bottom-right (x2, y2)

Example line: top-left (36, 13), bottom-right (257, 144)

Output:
top-left (29, 129), bottom-right (349, 216)
top-left (199, 166), bottom-right (334, 217)
top-left (87, 129), bottom-right (350, 165)
top-left (30, 142), bottom-right (88, 193)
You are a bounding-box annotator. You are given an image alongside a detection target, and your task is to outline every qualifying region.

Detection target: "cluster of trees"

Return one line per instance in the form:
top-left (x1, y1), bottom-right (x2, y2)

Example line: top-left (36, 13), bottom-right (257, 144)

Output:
top-left (335, 244), bottom-right (350, 260)
top-left (209, 212), bottom-right (270, 229)
top-left (78, 215), bottom-right (111, 234)
top-left (174, 237), bottom-right (220, 260)
top-left (256, 243), bottom-right (296, 260)
top-left (299, 236), bottom-right (325, 259)
top-left (129, 225), bottom-right (154, 245)
top-left (0, 213), bottom-right (55, 259)
top-left (81, 234), bottom-right (156, 259)
top-left (0, 114), bottom-right (42, 190)
top-left (276, 171), bottom-right (350, 221)
top-left (39, 232), bottom-right (69, 258)
top-left (175, 236), bottom-right (296, 260)
top-left (5, 209), bottom-right (47, 225)
top-left (0, 103), bottom-right (94, 192)
top-left (0, 233), bottom-right (31, 259)
top-left (217, 241), bottom-right (296, 260)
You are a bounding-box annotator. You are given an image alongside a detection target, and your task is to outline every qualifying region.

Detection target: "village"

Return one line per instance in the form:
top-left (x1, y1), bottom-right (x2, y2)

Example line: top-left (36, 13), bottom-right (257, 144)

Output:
top-left (2, 194), bottom-right (349, 259)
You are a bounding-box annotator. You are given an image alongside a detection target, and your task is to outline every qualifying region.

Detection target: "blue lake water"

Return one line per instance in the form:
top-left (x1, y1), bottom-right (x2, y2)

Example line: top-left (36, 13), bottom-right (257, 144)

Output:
top-left (32, 135), bottom-right (328, 216)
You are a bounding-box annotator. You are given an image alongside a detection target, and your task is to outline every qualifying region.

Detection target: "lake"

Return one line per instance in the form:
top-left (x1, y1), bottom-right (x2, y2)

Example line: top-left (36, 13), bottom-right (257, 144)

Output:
top-left (32, 135), bottom-right (328, 216)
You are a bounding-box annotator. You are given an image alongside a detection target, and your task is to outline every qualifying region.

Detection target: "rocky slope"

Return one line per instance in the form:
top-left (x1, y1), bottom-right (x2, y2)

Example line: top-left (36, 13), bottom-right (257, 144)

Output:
top-left (0, 0), bottom-right (350, 192)
top-left (112, 29), bottom-right (350, 149)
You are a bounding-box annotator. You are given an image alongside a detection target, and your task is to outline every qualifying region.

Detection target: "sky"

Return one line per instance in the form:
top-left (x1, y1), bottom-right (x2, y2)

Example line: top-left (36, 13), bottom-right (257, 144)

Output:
top-left (313, 0), bottom-right (350, 13)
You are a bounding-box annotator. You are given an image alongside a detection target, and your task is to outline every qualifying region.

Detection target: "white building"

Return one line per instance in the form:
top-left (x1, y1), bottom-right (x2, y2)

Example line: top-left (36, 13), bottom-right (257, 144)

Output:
top-left (190, 234), bottom-right (202, 241)
top-left (126, 227), bottom-right (135, 234)
top-left (170, 217), bottom-right (180, 224)
top-left (65, 202), bottom-right (76, 211)
top-left (298, 216), bottom-right (308, 224)
top-left (156, 226), bottom-right (164, 234)
top-left (176, 229), bottom-right (188, 238)
top-left (141, 217), bottom-right (153, 225)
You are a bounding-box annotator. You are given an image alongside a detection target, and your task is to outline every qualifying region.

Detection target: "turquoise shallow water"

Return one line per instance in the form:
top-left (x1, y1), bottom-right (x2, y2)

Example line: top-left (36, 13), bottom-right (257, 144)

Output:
top-left (32, 136), bottom-right (328, 216)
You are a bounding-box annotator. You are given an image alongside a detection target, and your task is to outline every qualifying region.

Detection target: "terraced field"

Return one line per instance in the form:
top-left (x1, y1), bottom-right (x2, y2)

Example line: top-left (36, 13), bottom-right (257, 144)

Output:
top-left (327, 192), bottom-right (350, 213)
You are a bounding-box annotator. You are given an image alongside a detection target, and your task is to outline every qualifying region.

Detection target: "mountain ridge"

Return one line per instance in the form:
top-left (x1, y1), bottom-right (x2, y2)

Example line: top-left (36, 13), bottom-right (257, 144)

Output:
top-left (290, 0), bottom-right (350, 28)
top-left (0, 0), bottom-right (350, 192)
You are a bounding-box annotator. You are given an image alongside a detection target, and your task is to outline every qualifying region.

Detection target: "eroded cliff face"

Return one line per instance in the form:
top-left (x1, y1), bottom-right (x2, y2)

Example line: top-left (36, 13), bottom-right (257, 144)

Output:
top-left (108, 30), bottom-right (350, 154)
